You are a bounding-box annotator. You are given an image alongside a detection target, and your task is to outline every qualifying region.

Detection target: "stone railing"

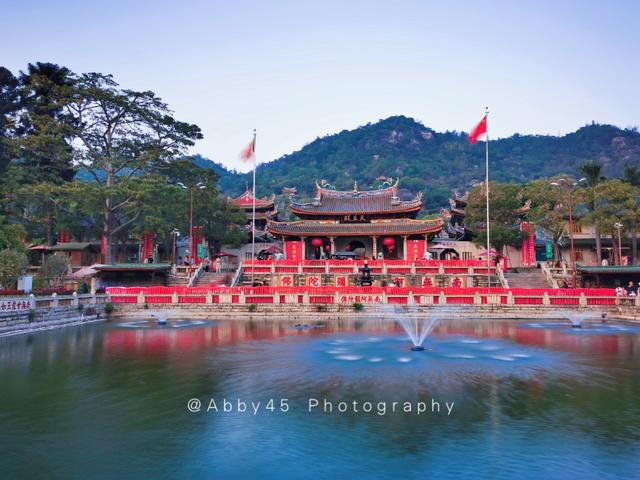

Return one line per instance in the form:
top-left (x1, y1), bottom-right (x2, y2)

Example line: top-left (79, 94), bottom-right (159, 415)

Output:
top-left (187, 262), bottom-right (205, 287)
top-left (230, 264), bottom-right (244, 287)
top-left (0, 293), bottom-right (110, 314)
top-left (496, 265), bottom-right (509, 288)
top-left (540, 262), bottom-right (559, 289)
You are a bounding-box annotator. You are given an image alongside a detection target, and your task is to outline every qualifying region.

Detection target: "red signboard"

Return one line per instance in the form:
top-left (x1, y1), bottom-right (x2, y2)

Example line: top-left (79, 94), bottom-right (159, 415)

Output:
top-left (142, 231), bottom-right (155, 261)
top-left (406, 239), bottom-right (426, 261)
top-left (285, 241), bottom-right (302, 262)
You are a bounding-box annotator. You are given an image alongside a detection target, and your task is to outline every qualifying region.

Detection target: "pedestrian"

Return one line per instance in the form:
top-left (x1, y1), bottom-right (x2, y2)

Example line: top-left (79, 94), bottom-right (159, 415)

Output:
top-left (203, 256), bottom-right (211, 272)
top-left (184, 255), bottom-right (190, 267)
top-left (625, 281), bottom-right (636, 296)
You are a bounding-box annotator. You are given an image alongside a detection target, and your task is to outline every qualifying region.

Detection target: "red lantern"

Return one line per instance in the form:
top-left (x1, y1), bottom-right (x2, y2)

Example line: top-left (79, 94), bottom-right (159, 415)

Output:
top-left (383, 237), bottom-right (396, 247)
top-left (325, 245), bottom-right (330, 251)
top-left (345, 244), bottom-right (351, 251)
top-left (311, 238), bottom-right (323, 247)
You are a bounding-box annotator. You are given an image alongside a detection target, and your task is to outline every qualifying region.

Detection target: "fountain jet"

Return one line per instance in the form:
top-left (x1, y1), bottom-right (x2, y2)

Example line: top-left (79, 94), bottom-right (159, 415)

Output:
top-left (389, 305), bottom-right (442, 351)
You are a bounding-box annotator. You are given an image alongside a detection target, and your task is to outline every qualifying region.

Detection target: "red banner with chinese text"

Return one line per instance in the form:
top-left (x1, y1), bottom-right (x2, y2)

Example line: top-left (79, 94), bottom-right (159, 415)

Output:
top-left (285, 241), bottom-right (302, 261)
top-left (406, 239), bottom-right (426, 261)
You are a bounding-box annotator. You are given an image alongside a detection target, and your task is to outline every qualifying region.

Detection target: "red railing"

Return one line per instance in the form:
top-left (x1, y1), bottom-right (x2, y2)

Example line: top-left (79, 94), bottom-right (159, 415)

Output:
top-left (242, 259), bottom-right (496, 275)
top-left (106, 286), bottom-right (623, 307)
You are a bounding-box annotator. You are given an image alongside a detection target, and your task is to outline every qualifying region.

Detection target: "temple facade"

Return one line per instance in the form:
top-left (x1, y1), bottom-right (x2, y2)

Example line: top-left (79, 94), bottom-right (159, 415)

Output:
top-left (267, 179), bottom-right (443, 260)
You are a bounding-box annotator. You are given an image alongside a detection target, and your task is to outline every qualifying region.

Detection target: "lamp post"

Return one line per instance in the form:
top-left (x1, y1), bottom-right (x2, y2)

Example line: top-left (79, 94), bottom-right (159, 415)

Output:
top-left (171, 229), bottom-right (180, 265)
top-left (178, 181), bottom-right (206, 262)
top-left (614, 222), bottom-right (623, 265)
top-left (551, 178), bottom-right (586, 287)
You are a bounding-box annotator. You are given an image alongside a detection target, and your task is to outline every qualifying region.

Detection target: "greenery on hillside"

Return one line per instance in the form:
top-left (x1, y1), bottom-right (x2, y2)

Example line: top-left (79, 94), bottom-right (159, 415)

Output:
top-left (199, 116), bottom-right (640, 213)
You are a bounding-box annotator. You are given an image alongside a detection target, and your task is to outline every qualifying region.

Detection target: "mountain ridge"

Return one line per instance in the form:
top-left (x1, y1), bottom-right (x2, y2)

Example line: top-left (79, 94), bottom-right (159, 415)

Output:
top-left (195, 116), bottom-right (640, 212)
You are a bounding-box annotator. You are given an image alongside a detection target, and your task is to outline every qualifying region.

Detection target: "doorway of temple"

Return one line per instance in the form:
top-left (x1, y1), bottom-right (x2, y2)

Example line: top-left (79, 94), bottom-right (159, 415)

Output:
top-left (346, 240), bottom-right (366, 259)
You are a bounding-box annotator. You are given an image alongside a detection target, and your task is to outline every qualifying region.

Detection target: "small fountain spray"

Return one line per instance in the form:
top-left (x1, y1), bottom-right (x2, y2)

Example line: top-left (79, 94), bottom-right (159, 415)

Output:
top-left (388, 304), bottom-right (442, 351)
top-left (150, 312), bottom-right (168, 325)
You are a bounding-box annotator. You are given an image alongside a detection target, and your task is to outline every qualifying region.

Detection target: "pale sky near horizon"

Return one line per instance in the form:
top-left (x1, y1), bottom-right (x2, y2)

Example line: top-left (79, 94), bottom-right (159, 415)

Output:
top-left (3, 0), bottom-right (639, 172)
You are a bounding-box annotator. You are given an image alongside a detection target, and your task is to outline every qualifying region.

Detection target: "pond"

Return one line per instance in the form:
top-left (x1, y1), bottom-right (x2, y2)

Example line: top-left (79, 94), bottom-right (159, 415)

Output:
top-left (1, 315), bottom-right (639, 479)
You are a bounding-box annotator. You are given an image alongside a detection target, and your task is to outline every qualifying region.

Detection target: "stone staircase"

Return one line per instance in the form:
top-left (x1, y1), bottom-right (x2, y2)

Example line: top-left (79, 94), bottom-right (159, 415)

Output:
top-left (166, 274), bottom-right (190, 287)
top-left (193, 271), bottom-right (233, 287)
top-left (504, 268), bottom-right (550, 288)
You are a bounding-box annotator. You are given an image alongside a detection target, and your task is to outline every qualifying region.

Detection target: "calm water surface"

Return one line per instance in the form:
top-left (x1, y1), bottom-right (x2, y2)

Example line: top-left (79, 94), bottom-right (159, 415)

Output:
top-left (1, 317), bottom-right (639, 480)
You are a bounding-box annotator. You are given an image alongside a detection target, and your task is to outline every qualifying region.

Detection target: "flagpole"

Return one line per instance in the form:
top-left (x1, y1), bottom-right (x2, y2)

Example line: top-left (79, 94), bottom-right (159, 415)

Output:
top-left (251, 129), bottom-right (257, 286)
top-left (485, 107), bottom-right (491, 289)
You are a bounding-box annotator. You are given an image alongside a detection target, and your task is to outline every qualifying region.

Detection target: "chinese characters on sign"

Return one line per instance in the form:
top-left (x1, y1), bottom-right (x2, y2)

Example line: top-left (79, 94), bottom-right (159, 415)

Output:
top-left (335, 276), bottom-right (348, 287)
top-left (342, 215), bottom-right (368, 223)
top-left (285, 241), bottom-right (302, 262)
top-left (1, 300), bottom-right (31, 312)
top-left (339, 295), bottom-right (382, 304)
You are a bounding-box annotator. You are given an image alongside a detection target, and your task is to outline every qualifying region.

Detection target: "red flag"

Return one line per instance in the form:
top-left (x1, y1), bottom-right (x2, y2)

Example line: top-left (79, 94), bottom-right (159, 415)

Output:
top-left (468, 115), bottom-right (487, 144)
top-left (240, 139), bottom-right (255, 162)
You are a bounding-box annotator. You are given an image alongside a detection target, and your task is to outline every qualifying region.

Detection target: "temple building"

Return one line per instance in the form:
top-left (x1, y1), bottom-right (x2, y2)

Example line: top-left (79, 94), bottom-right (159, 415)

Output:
top-left (267, 179), bottom-right (443, 260)
top-left (230, 188), bottom-right (279, 232)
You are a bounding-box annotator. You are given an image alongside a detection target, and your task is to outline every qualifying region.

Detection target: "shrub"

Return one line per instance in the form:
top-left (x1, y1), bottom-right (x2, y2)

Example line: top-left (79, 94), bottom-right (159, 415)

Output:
top-left (104, 302), bottom-right (114, 315)
top-left (352, 302), bottom-right (364, 312)
top-left (77, 303), bottom-right (84, 312)
top-left (0, 249), bottom-right (28, 290)
top-left (248, 303), bottom-right (257, 312)
top-left (27, 310), bottom-right (36, 322)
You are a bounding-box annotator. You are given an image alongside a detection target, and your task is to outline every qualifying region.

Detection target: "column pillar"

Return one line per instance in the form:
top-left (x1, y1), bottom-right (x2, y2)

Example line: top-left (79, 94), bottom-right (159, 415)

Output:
top-left (329, 236), bottom-right (336, 254)
top-left (402, 236), bottom-right (408, 260)
top-left (301, 237), bottom-right (306, 260)
top-left (372, 236), bottom-right (378, 259)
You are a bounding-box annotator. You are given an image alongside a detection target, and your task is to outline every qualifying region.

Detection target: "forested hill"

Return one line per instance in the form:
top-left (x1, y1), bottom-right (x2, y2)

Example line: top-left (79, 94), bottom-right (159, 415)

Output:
top-left (196, 116), bottom-right (640, 212)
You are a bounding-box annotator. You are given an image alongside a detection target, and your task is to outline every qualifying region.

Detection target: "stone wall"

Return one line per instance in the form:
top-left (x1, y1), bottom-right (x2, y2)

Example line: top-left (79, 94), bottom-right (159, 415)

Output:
top-left (0, 303), bottom-right (107, 335)
top-left (110, 302), bottom-right (637, 323)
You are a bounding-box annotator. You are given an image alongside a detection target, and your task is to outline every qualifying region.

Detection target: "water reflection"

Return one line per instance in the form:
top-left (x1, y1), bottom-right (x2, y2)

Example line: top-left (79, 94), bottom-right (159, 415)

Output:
top-left (0, 317), bottom-right (639, 480)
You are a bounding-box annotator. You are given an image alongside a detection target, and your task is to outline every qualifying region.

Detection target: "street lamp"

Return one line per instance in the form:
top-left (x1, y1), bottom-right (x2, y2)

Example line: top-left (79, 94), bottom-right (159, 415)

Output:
top-left (551, 178), bottom-right (586, 287)
top-left (178, 181), bottom-right (206, 264)
top-left (614, 222), bottom-right (623, 265)
top-left (171, 229), bottom-right (180, 265)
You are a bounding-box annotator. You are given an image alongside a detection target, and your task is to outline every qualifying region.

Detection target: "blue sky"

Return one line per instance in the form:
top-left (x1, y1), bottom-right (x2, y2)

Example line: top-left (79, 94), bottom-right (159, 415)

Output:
top-left (3, 0), bottom-right (639, 171)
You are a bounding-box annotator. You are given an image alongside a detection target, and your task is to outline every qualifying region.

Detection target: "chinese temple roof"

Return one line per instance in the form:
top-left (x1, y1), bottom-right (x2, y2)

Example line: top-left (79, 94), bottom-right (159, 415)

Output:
top-left (267, 218), bottom-right (443, 237)
top-left (290, 179), bottom-right (422, 216)
top-left (231, 189), bottom-right (276, 210)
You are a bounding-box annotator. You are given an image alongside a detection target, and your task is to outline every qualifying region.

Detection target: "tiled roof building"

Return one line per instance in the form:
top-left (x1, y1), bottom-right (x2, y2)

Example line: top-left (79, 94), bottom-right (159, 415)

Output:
top-left (267, 179), bottom-right (443, 260)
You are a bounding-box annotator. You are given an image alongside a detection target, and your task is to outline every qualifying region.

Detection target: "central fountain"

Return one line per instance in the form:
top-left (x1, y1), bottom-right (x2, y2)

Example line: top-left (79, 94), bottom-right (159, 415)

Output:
top-left (388, 305), bottom-right (442, 351)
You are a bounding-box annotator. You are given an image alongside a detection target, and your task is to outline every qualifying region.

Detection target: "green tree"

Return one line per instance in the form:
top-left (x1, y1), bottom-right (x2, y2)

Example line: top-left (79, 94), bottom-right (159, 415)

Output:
top-left (523, 177), bottom-right (582, 261)
top-left (622, 165), bottom-right (640, 262)
top-left (193, 188), bottom-right (247, 252)
top-left (11, 63), bottom-right (77, 244)
top-left (61, 73), bottom-right (202, 263)
top-left (0, 67), bottom-right (20, 178)
top-left (591, 180), bottom-right (639, 265)
top-left (466, 181), bottom-right (523, 254)
top-left (579, 160), bottom-right (604, 264)
top-left (0, 249), bottom-right (28, 289)
top-left (0, 216), bottom-right (27, 251)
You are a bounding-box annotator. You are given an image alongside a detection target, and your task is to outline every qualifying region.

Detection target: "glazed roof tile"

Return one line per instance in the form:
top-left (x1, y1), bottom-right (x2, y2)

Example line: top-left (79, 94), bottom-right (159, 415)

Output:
top-left (291, 180), bottom-right (422, 215)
